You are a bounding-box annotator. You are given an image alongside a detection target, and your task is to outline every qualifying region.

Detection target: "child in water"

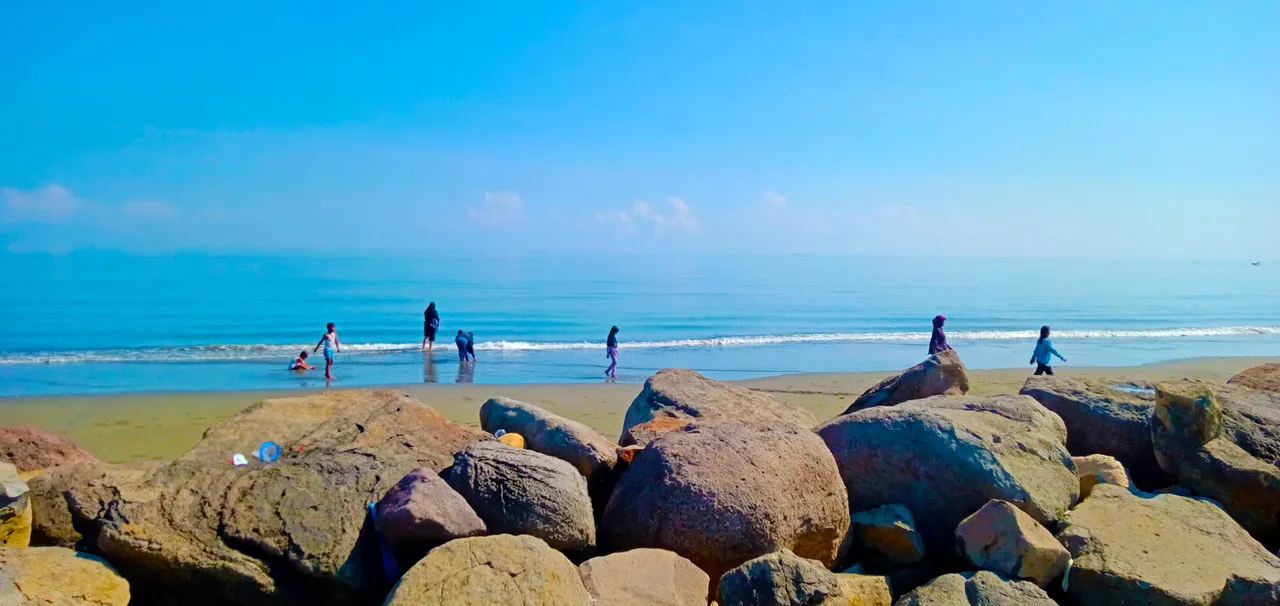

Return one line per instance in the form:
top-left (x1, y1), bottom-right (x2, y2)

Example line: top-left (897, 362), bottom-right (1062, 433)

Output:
top-left (314, 322), bottom-right (340, 379)
top-left (1030, 325), bottom-right (1066, 375)
top-left (605, 325), bottom-right (619, 378)
top-left (289, 350), bottom-right (314, 371)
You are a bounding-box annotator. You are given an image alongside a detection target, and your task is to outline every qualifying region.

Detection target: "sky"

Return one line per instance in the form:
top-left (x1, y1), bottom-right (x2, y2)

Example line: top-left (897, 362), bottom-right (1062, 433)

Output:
top-left (1, 1), bottom-right (1277, 259)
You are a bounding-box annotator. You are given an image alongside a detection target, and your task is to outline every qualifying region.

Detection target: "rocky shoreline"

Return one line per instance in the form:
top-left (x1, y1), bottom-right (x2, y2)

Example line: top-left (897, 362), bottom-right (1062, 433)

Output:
top-left (2, 356), bottom-right (1279, 605)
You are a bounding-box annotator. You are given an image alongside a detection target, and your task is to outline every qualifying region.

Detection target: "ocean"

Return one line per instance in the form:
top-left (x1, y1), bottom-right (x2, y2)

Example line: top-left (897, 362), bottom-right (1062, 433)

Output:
top-left (1, 252), bottom-right (1277, 396)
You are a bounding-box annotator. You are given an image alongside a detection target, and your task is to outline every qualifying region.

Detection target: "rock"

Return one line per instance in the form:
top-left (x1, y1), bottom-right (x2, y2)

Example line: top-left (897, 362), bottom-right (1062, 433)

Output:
top-left (620, 417), bottom-right (693, 448)
top-left (25, 461), bottom-right (155, 549)
top-left (954, 500), bottom-right (1069, 588)
top-left (442, 441), bottom-right (595, 553)
top-left (0, 545), bottom-right (130, 605)
top-left (894, 571), bottom-right (1057, 606)
top-left (0, 463), bottom-right (31, 548)
top-left (1151, 381), bottom-right (1280, 542)
top-left (383, 534), bottom-right (591, 605)
top-left (579, 548), bottom-right (710, 606)
top-left (74, 390), bottom-right (491, 606)
top-left (373, 468), bottom-right (486, 565)
top-left (1230, 363), bottom-right (1280, 393)
top-left (603, 421), bottom-right (849, 585)
top-left (1057, 484), bottom-right (1280, 605)
top-left (481, 397), bottom-right (618, 483)
top-left (0, 426), bottom-right (98, 473)
top-left (844, 350), bottom-right (970, 414)
top-left (844, 504), bottom-right (925, 566)
top-left (621, 369), bottom-right (817, 439)
top-left (817, 394), bottom-right (1077, 554)
top-left (1019, 375), bottom-right (1168, 487)
top-left (717, 549), bottom-right (840, 606)
top-left (1072, 454), bottom-right (1131, 498)
top-left (834, 573), bottom-right (893, 606)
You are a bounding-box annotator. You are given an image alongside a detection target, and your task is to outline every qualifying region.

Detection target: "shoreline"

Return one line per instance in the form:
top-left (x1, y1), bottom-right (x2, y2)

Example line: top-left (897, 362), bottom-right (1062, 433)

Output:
top-left (1, 355), bottom-right (1273, 464)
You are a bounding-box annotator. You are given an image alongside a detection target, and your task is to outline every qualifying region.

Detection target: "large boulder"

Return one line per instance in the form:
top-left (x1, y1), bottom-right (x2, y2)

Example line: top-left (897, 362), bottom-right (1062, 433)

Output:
top-left (0, 545), bottom-right (130, 606)
top-left (844, 350), bottom-right (970, 414)
top-left (894, 571), bottom-right (1057, 606)
top-left (954, 500), bottom-right (1069, 588)
top-left (1072, 454), bottom-right (1131, 499)
top-left (579, 548), bottom-right (709, 606)
top-left (479, 397), bottom-right (618, 486)
top-left (384, 534), bottom-right (590, 605)
top-left (1230, 363), bottom-right (1280, 393)
top-left (373, 468), bottom-right (486, 566)
top-left (442, 442), bottom-right (595, 553)
top-left (1152, 381), bottom-right (1280, 543)
top-left (0, 463), bottom-right (31, 547)
top-left (1019, 375), bottom-right (1168, 487)
top-left (717, 549), bottom-right (840, 606)
top-left (1058, 483), bottom-right (1280, 605)
top-left (70, 390), bottom-right (491, 606)
top-left (0, 426), bottom-right (98, 473)
top-left (25, 461), bottom-right (156, 549)
top-left (603, 421), bottom-right (849, 585)
top-left (817, 394), bottom-right (1077, 554)
top-left (621, 369), bottom-right (817, 438)
top-left (843, 504), bottom-right (925, 567)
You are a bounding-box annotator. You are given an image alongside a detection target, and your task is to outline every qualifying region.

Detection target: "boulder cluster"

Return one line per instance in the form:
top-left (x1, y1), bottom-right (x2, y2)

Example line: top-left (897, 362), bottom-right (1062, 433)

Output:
top-left (2, 355), bottom-right (1279, 605)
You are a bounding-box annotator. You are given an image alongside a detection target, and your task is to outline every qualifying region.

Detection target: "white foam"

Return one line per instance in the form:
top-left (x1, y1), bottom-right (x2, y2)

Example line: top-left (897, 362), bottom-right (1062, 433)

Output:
top-left (2, 325), bottom-right (1277, 364)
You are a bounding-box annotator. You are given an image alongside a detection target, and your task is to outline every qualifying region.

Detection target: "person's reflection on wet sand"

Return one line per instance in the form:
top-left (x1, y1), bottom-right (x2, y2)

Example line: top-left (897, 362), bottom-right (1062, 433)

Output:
top-left (456, 359), bottom-right (475, 383)
top-left (423, 352), bottom-right (438, 383)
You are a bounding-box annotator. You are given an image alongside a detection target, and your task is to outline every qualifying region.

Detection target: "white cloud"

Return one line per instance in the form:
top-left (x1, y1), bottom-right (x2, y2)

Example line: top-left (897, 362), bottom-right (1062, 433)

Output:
top-left (468, 190), bottom-right (524, 227)
top-left (625, 197), bottom-right (700, 232)
top-left (761, 190), bottom-right (787, 207)
top-left (2, 185), bottom-right (80, 223)
top-left (121, 200), bottom-right (177, 221)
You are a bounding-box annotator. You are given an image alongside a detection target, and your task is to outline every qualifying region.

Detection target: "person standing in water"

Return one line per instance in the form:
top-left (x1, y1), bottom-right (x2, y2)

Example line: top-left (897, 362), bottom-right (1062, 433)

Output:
top-left (605, 325), bottom-right (620, 378)
top-left (455, 330), bottom-right (471, 361)
top-left (1030, 325), bottom-right (1067, 375)
top-left (464, 331), bottom-right (476, 361)
top-left (928, 315), bottom-right (952, 355)
top-left (314, 322), bottom-right (340, 379)
top-left (421, 302), bottom-right (440, 351)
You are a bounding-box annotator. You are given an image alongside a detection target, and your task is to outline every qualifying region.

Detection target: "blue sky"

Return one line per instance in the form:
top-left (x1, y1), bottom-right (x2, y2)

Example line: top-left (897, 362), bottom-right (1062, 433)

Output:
top-left (2, 1), bottom-right (1277, 258)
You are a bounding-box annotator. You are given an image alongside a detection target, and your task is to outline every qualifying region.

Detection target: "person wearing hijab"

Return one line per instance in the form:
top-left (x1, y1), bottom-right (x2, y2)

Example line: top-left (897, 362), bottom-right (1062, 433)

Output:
top-left (1030, 325), bottom-right (1066, 375)
top-left (928, 315), bottom-right (952, 355)
top-left (605, 325), bottom-right (620, 378)
top-left (421, 302), bottom-right (440, 351)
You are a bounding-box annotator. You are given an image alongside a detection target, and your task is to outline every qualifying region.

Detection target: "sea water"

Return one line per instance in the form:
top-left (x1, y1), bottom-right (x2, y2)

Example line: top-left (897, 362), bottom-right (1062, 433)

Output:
top-left (1, 252), bottom-right (1277, 395)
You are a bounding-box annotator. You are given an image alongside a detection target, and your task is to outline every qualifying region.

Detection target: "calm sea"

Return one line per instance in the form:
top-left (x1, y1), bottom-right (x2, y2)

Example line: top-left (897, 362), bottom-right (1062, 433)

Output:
top-left (1, 252), bottom-right (1277, 396)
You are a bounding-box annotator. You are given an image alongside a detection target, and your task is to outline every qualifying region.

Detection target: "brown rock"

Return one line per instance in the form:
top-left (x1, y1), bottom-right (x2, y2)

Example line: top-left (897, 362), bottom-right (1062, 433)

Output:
top-left (894, 571), bottom-right (1057, 606)
top-left (833, 573), bottom-right (893, 606)
top-left (818, 395), bottom-right (1077, 554)
top-left (480, 396), bottom-right (618, 484)
top-left (717, 549), bottom-right (840, 606)
top-left (0, 545), bottom-right (130, 606)
top-left (1020, 375), bottom-right (1169, 487)
top-left (1230, 363), bottom-right (1280, 394)
top-left (0, 426), bottom-right (98, 473)
top-left (954, 500), bottom-right (1070, 588)
top-left (579, 548), bottom-right (709, 606)
top-left (443, 441), bottom-right (595, 553)
top-left (844, 504), bottom-right (924, 566)
top-left (621, 369), bottom-right (817, 439)
top-left (383, 534), bottom-right (591, 605)
top-left (620, 417), bottom-right (693, 448)
top-left (1072, 454), bottom-right (1131, 498)
top-left (603, 421), bottom-right (849, 585)
top-left (0, 463), bottom-right (31, 548)
top-left (25, 461), bottom-right (155, 549)
top-left (844, 350), bottom-right (970, 414)
top-left (1152, 381), bottom-right (1224, 471)
top-left (373, 467), bottom-right (486, 565)
top-left (78, 390), bottom-right (491, 605)
top-left (1058, 483), bottom-right (1280, 605)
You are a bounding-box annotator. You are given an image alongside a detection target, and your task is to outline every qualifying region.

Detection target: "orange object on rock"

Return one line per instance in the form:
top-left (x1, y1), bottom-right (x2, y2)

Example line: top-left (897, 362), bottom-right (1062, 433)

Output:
top-left (497, 432), bottom-right (525, 448)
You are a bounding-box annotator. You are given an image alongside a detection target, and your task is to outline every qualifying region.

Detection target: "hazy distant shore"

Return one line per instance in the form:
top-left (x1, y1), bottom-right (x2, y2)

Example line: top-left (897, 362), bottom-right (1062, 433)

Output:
top-left (1, 355), bottom-right (1273, 464)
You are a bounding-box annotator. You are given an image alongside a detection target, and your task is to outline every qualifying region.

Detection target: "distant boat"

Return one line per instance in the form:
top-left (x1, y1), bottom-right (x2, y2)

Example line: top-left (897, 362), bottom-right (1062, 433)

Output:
top-left (1253, 261), bottom-right (1262, 266)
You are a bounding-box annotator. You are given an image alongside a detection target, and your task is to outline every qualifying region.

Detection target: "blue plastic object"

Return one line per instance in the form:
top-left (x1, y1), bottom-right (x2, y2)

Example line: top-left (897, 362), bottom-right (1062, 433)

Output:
top-left (258, 441), bottom-right (281, 463)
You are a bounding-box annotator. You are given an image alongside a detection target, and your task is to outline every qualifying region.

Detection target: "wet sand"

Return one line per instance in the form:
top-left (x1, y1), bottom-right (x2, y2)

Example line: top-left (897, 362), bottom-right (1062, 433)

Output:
top-left (1, 356), bottom-right (1273, 464)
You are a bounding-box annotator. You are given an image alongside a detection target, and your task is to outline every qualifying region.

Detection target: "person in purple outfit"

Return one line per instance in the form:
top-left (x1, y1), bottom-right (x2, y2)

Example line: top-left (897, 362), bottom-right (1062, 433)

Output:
top-left (928, 315), bottom-right (952, 355)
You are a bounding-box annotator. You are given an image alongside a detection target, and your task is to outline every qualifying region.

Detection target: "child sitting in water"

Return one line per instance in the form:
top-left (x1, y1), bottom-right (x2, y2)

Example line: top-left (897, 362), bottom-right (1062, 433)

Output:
top-left (289, 351), bottom-right (314, 371)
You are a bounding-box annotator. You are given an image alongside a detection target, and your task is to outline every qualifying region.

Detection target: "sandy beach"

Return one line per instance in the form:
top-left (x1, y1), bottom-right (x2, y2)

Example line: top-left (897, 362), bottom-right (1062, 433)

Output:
top-left (1, 356), bottom-right (1273, 464)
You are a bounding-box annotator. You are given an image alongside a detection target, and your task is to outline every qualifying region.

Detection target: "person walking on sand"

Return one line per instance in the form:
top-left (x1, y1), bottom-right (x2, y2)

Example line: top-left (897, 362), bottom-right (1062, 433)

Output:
top-left (421, 302), bottom-right (440, 351)
top-left (314, 322), bottom-right (340, 379)
top-left (605, 325), bottom-right (620, 378)
top-left (928, 315), bottom-right (952, 355)
top-left (455, 330), bottom-right (471, 362)
top-left (1030, 325), bottom-right (1067, 375)
top-left (288, 350), bottom-right (314, 371)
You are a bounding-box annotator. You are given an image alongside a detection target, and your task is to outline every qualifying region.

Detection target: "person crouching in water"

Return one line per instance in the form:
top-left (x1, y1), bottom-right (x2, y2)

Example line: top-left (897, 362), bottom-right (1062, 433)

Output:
top-left (928, 315), bottom-right (953, 355)
top-left (455, 330), bottom-right (472, 361)
top-left (289, 351), bottom-right (314, 371)
top-left (1030, 325), bottom-right (1067, 375)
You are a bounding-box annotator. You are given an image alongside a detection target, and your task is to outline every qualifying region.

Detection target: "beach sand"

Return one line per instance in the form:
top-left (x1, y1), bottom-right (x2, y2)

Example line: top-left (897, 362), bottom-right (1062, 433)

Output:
top-left (1, 356), bottom-right (1273, 464)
